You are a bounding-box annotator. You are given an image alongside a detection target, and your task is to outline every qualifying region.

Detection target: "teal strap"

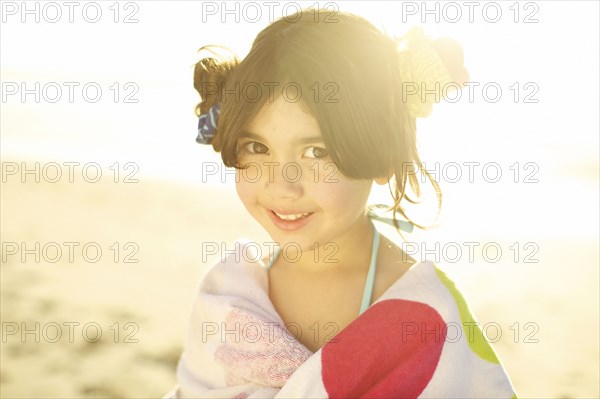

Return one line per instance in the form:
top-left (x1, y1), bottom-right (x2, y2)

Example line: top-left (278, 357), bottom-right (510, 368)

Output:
top-left (359, 206), bottom-right (413, 314)
top-left (266, 246), bottom-right (280, 270)
top-left (359, 223), bottom-right (379, 315)
top-left (366, 204), bottom-right (414, 233)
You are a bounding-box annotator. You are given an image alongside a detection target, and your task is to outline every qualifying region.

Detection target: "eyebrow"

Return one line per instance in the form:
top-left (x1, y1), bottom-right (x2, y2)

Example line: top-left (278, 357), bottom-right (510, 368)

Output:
top-left (239, 131), bottom-right (324, 145)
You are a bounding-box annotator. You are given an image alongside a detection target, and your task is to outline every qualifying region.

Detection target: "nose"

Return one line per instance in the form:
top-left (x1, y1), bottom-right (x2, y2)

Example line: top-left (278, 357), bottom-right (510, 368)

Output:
top-left (263, 161), bottom-right (304, 201)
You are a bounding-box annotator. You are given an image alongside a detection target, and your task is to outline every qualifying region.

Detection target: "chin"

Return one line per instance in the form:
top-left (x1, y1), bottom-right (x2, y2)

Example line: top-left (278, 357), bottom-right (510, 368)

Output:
top-left (266, 231), bottom-right (311, 248)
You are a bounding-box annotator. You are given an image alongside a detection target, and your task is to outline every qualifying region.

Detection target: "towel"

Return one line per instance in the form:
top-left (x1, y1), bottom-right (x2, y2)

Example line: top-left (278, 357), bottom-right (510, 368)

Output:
top-left (165, 238), bottom-right (517, 398)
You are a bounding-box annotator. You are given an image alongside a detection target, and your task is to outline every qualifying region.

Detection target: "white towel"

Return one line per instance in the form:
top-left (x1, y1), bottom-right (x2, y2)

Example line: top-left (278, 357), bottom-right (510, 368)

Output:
top-left (166, 239), bottom-right (517, 398)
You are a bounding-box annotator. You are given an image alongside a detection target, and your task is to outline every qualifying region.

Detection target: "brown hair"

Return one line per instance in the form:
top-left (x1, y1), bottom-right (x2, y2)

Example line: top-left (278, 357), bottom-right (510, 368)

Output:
top-left (193, 10), bottom-right (445, 232)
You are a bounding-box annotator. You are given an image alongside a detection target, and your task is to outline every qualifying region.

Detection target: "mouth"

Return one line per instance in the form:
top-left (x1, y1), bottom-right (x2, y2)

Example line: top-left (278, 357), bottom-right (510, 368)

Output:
top-left (266, 208), bottom-right (315, 231)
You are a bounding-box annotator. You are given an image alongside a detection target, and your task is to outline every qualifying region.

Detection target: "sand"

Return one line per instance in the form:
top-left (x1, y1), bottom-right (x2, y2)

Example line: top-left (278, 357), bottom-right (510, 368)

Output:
top-left (1, 164), bottom-right (598, 398)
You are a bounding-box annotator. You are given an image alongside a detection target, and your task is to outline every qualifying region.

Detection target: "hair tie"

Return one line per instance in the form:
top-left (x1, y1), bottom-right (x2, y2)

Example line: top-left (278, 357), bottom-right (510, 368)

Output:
top-left (397, 27), bottom-right (468, 119)
top-left (196, 103), bottom-right (221, 144)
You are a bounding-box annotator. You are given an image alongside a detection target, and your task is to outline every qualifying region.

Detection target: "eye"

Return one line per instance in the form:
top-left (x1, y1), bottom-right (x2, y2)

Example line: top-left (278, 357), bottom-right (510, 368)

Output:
top-left (303, 146), bottom-right (329, 159)
top-left (242, 141), bottom-right (269, 154)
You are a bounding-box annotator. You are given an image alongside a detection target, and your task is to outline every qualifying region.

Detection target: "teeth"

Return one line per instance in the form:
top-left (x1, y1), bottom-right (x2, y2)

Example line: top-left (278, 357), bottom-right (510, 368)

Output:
top-left (274, 212), bottom-right (309, 221)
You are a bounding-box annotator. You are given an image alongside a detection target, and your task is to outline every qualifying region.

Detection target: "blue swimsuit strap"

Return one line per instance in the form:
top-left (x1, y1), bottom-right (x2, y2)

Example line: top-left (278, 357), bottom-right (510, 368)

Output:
top-left (266, 248), bottom-right (280, 270)
top-left (358, 221), bottom-right (379, 315)
top-left (360, 207), bottom-right (413, 314)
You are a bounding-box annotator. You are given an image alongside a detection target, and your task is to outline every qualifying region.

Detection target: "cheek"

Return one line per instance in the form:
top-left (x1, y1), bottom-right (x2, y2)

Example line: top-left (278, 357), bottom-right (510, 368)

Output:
top-left (311, 176), bottom-right (372, 215)
top-left (235, 170), bottom-right (257, 208)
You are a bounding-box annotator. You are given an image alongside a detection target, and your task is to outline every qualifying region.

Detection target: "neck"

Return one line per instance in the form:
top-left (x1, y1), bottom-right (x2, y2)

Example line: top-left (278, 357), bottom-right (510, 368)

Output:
top-left (273, 214), bottom-right (375, 275)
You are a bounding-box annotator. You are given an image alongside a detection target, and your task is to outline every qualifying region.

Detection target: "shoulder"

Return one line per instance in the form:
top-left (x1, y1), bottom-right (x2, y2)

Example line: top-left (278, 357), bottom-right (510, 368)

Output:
top-left (376, 257), bottom-right (510, 361)
top-left (370, 261), bottom-right (516, 394)
top-left (373, 238), bottom-right (477, 328)
top-left (368, 235), bottom-right (516, 394)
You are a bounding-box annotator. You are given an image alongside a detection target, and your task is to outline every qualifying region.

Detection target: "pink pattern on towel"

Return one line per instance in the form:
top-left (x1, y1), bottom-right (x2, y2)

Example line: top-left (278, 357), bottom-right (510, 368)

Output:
top-left (214, 307), bottom-right (313, 387)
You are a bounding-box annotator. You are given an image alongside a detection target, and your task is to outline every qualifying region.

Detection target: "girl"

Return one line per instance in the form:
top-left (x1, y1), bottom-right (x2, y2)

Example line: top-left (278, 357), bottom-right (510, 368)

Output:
top-left (167, 8), bottom-right (516, 398)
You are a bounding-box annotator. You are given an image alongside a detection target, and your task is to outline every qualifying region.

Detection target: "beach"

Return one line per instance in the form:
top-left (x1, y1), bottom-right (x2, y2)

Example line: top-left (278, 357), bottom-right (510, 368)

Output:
top-left (0, 170), bottom-right (266, 397)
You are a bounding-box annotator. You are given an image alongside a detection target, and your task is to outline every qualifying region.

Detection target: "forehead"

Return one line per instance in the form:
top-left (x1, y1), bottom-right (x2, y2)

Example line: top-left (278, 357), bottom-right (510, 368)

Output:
top-left (244, 96), bottom-right (322, 143)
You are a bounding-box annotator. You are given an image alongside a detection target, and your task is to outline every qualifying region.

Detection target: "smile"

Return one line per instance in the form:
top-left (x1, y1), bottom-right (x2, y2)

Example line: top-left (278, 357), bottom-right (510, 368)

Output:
top-left (266, 208), bottom-right (314, 231)
top-left (273, 211), bottom-right (309, 221)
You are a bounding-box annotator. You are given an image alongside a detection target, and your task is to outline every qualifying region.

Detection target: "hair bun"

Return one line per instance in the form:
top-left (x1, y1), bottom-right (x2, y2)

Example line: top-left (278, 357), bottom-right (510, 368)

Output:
top-left (396, 27), bottom-right (468, 119)
top-left (432, 37), bottom-right (469, 86)
top-left (193, 46), bottom-right (238, 115)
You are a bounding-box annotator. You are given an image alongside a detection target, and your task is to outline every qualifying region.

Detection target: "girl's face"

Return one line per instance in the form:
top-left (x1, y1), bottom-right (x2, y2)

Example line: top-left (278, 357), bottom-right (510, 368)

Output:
top-left (235, 96), bottom-right (374, 252)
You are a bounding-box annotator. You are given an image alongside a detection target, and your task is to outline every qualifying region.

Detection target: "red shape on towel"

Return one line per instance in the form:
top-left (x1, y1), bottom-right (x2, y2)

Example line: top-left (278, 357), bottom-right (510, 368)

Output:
top-left (321, 299), bottom-right (446, 398)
